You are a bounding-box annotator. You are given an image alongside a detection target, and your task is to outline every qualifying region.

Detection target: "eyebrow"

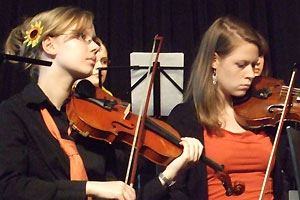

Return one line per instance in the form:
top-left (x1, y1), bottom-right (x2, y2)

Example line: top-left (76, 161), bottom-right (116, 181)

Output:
top-left (237, 59), bottom-right (259, 63)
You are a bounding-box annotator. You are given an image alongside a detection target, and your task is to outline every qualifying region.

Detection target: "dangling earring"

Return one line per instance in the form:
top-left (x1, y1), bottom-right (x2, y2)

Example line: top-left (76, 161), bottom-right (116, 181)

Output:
top-left (212, 69), bottom-right (217, 85)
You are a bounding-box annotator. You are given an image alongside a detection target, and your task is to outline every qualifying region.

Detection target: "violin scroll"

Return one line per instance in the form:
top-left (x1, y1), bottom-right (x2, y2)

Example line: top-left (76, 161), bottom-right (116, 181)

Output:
top-left (216, 171), bottom-right (245, 196)
top-left (232, 181), bottom-right (246, 195)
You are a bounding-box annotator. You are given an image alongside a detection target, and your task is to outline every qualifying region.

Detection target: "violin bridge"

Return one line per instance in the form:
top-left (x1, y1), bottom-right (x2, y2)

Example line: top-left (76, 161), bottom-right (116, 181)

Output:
top-left (123, 103), bottom-right (131, 120)
top-left (69, 121), bottom-right (89, 137)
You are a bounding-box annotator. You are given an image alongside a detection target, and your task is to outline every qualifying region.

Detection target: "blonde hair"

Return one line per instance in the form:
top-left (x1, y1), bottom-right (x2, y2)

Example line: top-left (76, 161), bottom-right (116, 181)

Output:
top-left (184, 16), bottom-right (262, 134)
top-left (5, 6), bottom-right (95, 78)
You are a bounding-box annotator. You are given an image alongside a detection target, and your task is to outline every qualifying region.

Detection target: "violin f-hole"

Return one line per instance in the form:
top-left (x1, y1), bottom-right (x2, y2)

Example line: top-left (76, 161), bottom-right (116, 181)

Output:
top-left (267, 103), bottom-right (293, 113)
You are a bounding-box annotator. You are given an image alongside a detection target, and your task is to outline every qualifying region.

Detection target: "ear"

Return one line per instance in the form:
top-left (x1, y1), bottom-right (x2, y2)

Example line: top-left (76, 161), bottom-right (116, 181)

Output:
top-left (41, 36), bottom-right (57, 56)
top-left (211, 52), bottom-right (220, 69)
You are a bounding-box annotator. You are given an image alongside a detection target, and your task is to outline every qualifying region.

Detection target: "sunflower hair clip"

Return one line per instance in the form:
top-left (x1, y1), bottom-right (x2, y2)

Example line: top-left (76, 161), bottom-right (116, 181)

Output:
top-left (23, 21), bottom-right (44, 48)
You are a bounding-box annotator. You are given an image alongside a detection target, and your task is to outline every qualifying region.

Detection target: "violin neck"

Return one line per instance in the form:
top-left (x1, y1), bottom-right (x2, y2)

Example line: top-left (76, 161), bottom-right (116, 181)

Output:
top-left (145, 117), bottom-right (180, 146)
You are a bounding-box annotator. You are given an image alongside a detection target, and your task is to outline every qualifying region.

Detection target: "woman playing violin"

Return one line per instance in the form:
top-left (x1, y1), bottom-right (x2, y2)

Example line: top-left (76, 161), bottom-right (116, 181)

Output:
top-left (80, 36), bottom-right (207, 199)
top-left (164, 16), bottom-right (294, 200)
top-left (0, 6), bottom-right (204, 200)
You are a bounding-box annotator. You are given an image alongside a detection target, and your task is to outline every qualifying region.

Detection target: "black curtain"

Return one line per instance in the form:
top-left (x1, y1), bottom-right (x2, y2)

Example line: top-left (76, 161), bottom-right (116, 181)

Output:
top-left (0, 0), bottom-right (300, 102)
top-left (0, 1), bottom-right (299, 197)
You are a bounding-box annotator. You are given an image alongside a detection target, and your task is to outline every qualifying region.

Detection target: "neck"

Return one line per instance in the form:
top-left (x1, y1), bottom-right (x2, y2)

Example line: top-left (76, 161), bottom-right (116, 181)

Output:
top-left (38, 64), bottom-right (74, 110)
top-left (219, 93), bottom-right (246, 133)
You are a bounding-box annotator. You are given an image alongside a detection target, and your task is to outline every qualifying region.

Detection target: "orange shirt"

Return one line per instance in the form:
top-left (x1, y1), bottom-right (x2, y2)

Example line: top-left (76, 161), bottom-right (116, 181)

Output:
top-left (204, 128), bottom-right (274, 200)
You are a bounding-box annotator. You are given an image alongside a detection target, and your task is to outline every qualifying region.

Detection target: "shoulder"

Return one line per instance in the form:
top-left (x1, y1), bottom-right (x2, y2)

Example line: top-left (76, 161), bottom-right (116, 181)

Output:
top-left (169, 101), bottom-right (196, 116)
top-left (0, 83), bottom-right (43, 128)
top-left (0, 82), bottom-right (45, 109)
top-left (0, 92), bottom-right (24, 114)
top-left (167, 101), bottom-right (203, 138)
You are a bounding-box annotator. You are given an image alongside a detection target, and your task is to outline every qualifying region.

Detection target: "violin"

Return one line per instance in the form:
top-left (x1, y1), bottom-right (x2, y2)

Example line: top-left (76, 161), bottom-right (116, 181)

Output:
top-left (66, 79), bottom-right (245, 196)
top-left (234, 75), bottom-right (300, 129)
top-left (233, 68), bottom-right (298, 200)
top-left (67, 80), bottom-right (182, 166)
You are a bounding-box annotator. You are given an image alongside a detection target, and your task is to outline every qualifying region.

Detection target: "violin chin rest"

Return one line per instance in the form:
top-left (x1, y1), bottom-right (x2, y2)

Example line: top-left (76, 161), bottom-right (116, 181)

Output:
top-left (75, 80), bottom-right (96, 98)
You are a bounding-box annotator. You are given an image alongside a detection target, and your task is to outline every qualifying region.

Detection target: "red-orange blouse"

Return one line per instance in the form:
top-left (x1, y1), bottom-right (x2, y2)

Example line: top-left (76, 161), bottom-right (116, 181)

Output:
top-left (204, 128), bottom-right (274, 200)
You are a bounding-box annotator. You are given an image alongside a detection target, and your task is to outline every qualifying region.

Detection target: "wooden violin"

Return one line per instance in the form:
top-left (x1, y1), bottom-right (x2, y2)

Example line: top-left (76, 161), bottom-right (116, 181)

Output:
top-left (234, 64), bottom-right (298, 199)
top-left (66, 79), bottom-right (245, 196)
top-left (234, 75), bottom-right (300, 129)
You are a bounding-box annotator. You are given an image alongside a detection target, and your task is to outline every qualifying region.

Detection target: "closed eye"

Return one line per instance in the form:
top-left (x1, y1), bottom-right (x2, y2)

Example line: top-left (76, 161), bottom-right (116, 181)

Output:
top-left (236, 62), bottom-right (247, 68)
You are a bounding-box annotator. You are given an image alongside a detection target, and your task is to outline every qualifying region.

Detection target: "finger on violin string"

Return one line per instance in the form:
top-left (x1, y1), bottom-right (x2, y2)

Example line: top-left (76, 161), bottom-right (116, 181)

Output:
top-left (178, 138), bottom-right (191, 160)
top-left (190, 138), bottom-right (199, 161)
top-left (195, 139), bottom-right (203, 161)
top-left (186, 137), bottom-right (203, 161)
top-left (180, 137), bottom-right (203, 162)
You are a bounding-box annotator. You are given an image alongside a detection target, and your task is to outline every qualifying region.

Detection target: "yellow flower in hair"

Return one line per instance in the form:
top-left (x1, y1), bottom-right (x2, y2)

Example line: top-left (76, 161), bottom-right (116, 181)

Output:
top-left (23, 21), bottom-right (44, 48)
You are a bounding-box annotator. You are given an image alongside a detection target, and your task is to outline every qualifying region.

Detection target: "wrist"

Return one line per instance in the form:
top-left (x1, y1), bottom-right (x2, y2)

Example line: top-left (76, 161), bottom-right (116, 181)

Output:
top-left (86, 181), bottom-right (97, 197)
top-left (158, 172), bottom-right (176, 187)
top-left (86, 181), bottom-right (92, 196)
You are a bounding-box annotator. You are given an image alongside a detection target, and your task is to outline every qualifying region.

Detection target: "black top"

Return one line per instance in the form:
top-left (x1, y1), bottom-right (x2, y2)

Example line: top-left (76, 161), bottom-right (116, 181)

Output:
top-left (0, 83), bottom-right (120, 199)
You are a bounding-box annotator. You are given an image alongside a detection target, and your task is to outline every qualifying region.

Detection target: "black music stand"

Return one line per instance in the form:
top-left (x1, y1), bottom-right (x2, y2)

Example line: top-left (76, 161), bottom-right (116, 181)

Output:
top-left (129, 52), bottom-right (184, 118)
top-left (286, 126), bottom-right (300, 200)
top-left (0, 53), bottom-right (52, 66)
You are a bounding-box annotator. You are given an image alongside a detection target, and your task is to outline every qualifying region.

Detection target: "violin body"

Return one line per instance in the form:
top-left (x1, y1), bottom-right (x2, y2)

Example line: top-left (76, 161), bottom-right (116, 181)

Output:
top-left (66, 84), bottom-right (182, 166)
top-left (234, 76), bottom-right (300, 129)
top-left (67, 80), bottom-right (244, 195)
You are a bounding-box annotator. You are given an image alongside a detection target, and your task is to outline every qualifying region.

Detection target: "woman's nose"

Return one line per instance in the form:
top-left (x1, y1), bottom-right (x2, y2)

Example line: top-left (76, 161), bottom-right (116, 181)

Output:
top-left (246, 64), bottom-right (256, 79)
top-left (90, 40), bottom-right (101, 54)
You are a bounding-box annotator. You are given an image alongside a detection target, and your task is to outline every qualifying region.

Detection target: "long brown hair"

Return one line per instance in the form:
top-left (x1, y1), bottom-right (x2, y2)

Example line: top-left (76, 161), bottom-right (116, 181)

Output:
top-left (184, 16), bottom-right (262, 134)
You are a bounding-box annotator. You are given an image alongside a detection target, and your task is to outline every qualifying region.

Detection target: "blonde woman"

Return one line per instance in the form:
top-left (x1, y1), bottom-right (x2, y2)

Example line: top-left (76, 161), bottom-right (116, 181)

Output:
top-left (0, 6), bottom-right (204, 200)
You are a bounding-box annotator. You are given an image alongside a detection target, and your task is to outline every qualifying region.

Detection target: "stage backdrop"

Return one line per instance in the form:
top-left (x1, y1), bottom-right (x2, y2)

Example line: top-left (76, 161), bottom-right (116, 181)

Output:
top-left (0, 0), bottom-right (299, 103)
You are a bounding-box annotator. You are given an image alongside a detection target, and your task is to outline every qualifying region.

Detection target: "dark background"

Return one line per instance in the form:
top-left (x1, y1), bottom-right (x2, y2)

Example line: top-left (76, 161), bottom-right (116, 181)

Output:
top-left (0, 0), bottom-right (299, 197)
top-left (0, 0), bottom-right (299, 102)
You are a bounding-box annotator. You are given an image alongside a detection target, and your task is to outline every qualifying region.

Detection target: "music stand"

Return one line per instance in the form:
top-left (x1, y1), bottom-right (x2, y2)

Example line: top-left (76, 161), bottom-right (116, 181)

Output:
top-left (286, 126), bottom-right (300, 200)
top-left (130, 52), bottom-right (184, 117)
top-left (0, 53), bottom-right (52, 66)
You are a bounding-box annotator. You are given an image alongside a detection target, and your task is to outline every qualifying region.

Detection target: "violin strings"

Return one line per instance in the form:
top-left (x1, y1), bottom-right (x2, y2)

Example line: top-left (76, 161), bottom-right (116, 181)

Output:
top-left (280, 86), bottom-right (300, 99)
top-left (281, 86), bottom-right (300, 92)
top-left (279, 92), bottom-right (300, 98)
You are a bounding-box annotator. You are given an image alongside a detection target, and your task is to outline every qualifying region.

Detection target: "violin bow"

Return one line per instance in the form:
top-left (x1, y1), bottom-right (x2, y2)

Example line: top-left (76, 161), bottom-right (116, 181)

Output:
top-left (259, 65), bottom-right (297, 200)
top-left (125, 35), bottom-right (164, 186)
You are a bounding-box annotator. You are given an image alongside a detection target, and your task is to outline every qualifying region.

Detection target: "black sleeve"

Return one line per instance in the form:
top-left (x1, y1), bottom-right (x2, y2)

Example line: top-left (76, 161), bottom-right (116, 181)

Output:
top-left (140, 103), bottom-right (194, 200)
top-left (166, 102), bottom-right (208, 200)
top-left (141, 177), bottom-right (169, 200)
top-left (167, 102), bottom-right (203, 139)
top-left (164, 103), bottom-right (194, 200)
top-left (0, 100), bottom-right (86, 200)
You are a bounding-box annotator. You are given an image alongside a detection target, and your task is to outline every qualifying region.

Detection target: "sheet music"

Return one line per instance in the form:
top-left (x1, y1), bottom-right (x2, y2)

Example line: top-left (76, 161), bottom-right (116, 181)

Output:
top-left (130, 52), bottom-right (183, 116)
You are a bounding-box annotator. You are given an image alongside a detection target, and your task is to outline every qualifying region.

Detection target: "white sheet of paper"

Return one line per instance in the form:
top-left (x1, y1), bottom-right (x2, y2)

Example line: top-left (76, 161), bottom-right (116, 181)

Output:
top-left (130, 52), bottom-right (183, 116)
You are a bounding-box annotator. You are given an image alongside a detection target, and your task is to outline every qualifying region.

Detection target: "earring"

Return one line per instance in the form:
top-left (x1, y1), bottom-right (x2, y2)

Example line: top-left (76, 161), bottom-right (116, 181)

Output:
top-left (212, 69), bottom-right (217, 85)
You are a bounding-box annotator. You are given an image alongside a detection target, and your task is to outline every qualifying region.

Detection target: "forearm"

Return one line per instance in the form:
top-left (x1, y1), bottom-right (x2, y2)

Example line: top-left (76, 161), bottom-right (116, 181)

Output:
top-left (0, 175), bottom-right (86, 200)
